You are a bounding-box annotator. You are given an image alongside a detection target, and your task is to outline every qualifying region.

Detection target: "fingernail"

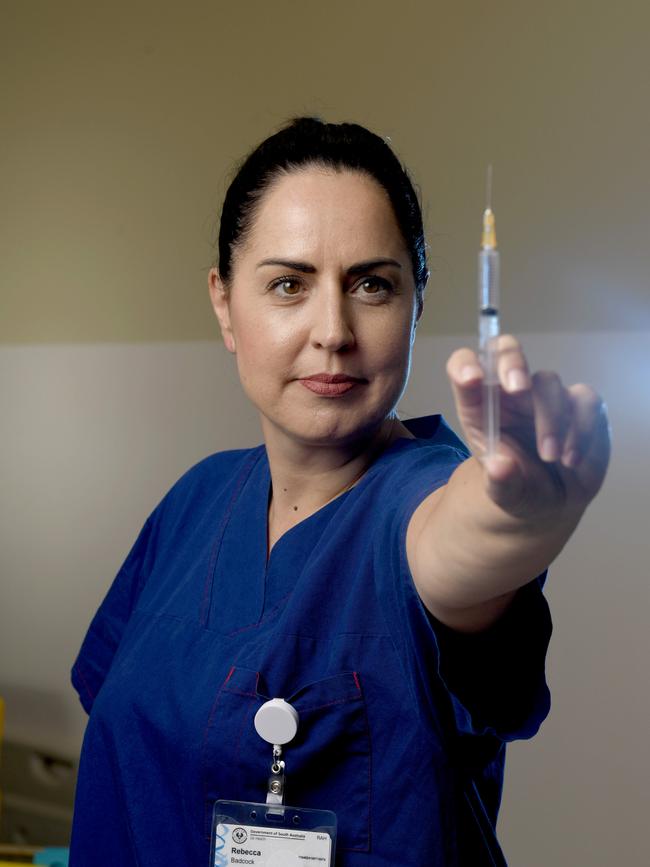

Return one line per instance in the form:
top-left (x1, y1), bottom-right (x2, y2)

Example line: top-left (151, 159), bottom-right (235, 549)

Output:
top-left (562, 449), bottom-right (581, 468)
top-left (506, 369), bottom-right (528, 392)
top-left (460, 365), bottom-right (483, 383)
top-left (541, 436), bottom-right (560, 462)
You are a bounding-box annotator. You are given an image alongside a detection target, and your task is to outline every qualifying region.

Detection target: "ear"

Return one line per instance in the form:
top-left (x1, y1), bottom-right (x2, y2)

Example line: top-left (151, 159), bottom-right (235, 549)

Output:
top-left (208, 268), bottom-right (236, 353)
top-left (410, 292), bottom-right (424, 345)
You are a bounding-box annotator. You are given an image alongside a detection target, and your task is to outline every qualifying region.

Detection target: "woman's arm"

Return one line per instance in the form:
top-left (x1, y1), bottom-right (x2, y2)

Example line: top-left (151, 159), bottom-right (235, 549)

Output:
top-left (406, 335), bottom-right (611, 634)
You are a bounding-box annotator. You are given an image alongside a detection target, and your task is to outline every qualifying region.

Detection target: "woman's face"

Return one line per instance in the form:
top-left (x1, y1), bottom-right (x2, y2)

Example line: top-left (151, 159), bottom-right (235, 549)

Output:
top-left (209, 167), bottom-right (422, 448)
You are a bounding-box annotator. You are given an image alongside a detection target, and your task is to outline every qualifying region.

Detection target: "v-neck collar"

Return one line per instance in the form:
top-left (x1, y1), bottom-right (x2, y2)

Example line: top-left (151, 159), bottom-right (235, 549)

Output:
top-left (261, 414), bottom-right (449, 560)
top-left (206, 416), bottom-right (447, 632)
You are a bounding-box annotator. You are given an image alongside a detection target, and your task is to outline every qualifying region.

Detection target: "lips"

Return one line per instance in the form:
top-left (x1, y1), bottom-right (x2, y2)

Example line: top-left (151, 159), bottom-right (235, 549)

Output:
top-left (299, 373), bottom-right (365, 396)
top-left (302, 373), bottom-right (364, 383)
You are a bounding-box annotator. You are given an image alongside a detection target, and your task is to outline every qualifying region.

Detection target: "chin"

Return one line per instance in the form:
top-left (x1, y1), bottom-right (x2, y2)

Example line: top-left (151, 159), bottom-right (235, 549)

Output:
top-left (267, 405), bottom-right (391, 449)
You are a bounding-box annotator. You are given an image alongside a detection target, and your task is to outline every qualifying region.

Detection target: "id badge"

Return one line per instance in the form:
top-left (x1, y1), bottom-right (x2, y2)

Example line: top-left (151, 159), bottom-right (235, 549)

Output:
top-left (211, 698), bottom-right (337, 865)
top-left (211, 799), bottom-right (337, 866)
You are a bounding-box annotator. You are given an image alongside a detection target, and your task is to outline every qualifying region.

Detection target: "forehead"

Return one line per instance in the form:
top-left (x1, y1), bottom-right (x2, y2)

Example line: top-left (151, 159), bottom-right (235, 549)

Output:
top-left (242, 167), bottom-right (409, 262)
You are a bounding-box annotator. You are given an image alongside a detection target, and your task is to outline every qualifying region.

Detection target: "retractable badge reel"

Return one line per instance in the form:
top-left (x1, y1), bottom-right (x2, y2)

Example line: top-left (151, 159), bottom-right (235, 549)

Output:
top-left (253, 698), bottom-right (298, 806)
top-left (210, 698), bottom-right (337, 866)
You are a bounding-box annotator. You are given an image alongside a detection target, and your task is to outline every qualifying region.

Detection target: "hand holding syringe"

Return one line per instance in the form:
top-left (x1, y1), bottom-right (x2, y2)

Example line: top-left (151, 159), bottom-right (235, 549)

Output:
top-left (437, 170), bottom-right (610, 633)
top-left (445, 166), bottom-right (608, 523)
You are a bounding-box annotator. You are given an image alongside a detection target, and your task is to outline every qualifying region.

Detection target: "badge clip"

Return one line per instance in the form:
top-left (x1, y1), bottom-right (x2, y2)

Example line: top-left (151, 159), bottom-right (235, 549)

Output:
top-left (267, 744), bottom-right (285, 806)
top-left (254, 698), bottom-right (299, 809)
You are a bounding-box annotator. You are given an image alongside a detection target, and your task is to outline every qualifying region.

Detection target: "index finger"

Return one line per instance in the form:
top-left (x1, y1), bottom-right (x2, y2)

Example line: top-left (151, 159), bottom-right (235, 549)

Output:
top-left (446, 347), bottom-right (484, 410)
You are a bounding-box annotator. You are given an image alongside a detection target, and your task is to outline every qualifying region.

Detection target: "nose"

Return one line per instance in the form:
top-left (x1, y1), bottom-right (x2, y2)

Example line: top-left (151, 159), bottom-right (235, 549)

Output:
top-left (310, 286), bottom-right (355, 352)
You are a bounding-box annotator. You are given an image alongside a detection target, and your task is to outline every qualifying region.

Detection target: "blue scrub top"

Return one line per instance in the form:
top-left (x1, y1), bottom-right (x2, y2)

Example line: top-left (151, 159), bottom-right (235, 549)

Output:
top-left (70, 415), bottom-right (551, 866)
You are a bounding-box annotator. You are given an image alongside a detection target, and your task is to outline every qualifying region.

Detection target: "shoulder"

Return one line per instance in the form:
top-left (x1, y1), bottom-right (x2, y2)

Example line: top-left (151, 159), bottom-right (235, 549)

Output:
top-left (376, 415), bottom-right (469, 494)
top-left (171, 445), bottom-right (261, 492)
top-left (153, 445), bottom-right (264, 524)
top-left (347, 416), bottom-right (468, 547)
top-left (399, 413), bottom-right (469, 454)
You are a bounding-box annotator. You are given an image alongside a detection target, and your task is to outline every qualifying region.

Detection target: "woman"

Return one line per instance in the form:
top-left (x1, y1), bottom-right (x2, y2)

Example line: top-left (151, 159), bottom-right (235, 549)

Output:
top-left (70, 117), bottom-right (610, 866)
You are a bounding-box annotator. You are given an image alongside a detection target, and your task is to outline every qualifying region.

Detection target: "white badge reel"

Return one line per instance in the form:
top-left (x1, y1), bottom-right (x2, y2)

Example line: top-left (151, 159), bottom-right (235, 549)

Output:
top-left (254, 698), bottom-right (299, 806)
top-left (211, 697), bottom-right (337, 866)
top-left (254, 698), bottom-right (299, 746)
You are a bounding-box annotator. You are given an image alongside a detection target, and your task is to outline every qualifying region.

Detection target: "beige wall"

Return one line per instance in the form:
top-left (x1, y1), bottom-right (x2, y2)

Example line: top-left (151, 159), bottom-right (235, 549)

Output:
top-left (2, 1), bottom-right (648, 864)
top-left (2, 0), bottom-right (649, 343)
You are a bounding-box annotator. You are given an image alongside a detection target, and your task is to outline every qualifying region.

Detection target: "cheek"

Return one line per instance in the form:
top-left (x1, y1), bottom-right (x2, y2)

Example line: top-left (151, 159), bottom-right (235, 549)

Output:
top-left (364, 312), bottom-right (414, 368)
top-left (230, 307), bottom-right (302, 383)
top-left (230, 304), bottom-right (265, 352)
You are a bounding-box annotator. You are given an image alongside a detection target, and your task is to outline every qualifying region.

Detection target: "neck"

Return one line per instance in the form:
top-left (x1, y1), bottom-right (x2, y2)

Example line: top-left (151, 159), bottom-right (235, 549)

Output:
top-left (263, 416), bottom-right (413, 528)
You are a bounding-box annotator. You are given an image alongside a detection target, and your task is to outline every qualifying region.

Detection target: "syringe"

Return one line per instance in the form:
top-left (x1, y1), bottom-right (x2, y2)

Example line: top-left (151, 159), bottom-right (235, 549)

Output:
top-left (478, 166), bottom-right (500, 459)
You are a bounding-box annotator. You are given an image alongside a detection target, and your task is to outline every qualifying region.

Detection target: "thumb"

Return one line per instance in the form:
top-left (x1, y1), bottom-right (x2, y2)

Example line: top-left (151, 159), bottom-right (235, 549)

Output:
top-left (481, 453), bottom-right (527, 513)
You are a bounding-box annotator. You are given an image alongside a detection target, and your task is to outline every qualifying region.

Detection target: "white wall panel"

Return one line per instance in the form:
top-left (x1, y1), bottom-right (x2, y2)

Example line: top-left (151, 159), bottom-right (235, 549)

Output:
top-left (0, 332), bottom-right (646, 864)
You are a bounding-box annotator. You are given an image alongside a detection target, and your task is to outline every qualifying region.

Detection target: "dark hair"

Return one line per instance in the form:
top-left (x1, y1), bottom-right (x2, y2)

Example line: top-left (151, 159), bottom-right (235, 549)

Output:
top-left (216, 117), bottom-right (428, 304)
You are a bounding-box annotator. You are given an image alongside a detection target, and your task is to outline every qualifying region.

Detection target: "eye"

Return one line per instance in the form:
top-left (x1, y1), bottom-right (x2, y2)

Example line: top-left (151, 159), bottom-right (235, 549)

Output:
top-left (355, 276), bottom-right (394, 298)
top-left (269, 276), bottom-right (303, 298)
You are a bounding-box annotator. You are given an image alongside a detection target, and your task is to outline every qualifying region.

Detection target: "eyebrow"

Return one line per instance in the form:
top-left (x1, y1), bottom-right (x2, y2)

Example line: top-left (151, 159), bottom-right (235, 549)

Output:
top-left (256, 257), bottom-right (403, 275)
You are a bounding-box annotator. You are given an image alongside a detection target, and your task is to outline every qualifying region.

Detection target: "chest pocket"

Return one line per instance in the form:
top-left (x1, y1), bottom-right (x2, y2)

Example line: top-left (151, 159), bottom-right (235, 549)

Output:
top-left (202, 666), bottom-right (371, 853)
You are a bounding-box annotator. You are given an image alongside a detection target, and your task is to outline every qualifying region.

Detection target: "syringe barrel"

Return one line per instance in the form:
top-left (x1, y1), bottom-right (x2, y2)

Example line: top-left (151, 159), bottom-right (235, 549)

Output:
top-left (478, 248), bottom-right (500, 312)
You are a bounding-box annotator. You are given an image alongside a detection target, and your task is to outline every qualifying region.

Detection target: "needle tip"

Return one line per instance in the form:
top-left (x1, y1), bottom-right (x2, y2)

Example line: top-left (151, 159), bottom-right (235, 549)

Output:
top-left (481, 165), bottom-right (497, 249)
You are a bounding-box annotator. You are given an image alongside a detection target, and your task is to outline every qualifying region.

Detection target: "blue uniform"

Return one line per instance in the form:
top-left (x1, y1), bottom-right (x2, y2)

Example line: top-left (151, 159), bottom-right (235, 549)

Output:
top-left (70, 415), bottom-right (551, 866)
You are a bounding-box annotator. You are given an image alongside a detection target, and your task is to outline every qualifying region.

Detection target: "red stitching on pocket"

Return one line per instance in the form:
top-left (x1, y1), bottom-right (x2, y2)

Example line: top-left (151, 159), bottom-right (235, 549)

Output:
top-left (353, 671), bottom-right (361, 692)
top-left (297, 695), bottom-right (362, 713)
top-left (222, 688), bottom-right (258, 698)
top-left (222, 669), bottom-right (260, 698)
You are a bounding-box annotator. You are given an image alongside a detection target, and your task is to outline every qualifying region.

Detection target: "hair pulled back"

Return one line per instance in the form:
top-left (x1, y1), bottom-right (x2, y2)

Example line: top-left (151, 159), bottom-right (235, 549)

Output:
top-left (217, 117), bottom-right (428, 304)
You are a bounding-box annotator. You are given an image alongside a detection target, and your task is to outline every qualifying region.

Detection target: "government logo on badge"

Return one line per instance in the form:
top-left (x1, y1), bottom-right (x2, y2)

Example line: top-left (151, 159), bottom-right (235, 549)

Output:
top-left (232, 827), bottom-right (248, 844)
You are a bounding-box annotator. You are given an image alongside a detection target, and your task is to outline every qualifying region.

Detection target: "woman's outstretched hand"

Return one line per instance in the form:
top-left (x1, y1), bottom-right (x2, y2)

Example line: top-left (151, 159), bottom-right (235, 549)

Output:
top-left (446, 335), bottom-right (611, 521)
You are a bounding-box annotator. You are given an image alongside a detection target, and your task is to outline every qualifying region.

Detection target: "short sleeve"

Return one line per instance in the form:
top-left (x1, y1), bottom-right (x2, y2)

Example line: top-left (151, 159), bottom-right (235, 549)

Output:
top-left (71, 513), bottom-right (157, 714)
top-left (430, 574), bottom-right (552, 742)
top-left (380, 441), bottom-right (552, 746)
